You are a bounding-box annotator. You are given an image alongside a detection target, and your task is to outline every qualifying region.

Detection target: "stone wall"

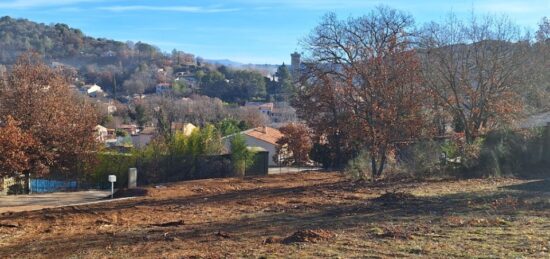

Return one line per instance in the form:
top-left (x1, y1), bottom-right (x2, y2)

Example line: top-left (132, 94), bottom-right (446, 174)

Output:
top-left (0, 176), bottom-right (25, 195)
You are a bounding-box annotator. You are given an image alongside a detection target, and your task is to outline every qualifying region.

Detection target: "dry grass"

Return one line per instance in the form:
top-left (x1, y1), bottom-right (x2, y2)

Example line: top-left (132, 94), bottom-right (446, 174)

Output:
top-left (0, 171), bottom-right (549, 258)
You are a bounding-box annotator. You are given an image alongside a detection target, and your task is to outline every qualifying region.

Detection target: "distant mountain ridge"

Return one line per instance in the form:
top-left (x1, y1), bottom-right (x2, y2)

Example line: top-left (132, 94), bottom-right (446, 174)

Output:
top-left (205, 59), bottom-right (244, 67)
top-left (205, 59), bottom-right (278, 75)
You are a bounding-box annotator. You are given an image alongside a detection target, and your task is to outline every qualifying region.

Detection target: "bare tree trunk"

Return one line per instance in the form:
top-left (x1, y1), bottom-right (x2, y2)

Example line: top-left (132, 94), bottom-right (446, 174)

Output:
top-left (376, 152), bottom-right (387, 179)
top-left (370, 156), bottom-right (377, 182)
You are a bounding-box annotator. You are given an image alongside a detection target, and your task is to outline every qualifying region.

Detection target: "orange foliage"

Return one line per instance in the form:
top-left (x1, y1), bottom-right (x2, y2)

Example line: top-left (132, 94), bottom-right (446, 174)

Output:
top-left (0, 53), bottom-right (99, 176)
top-left (0, 116), bottom-right (36, 177)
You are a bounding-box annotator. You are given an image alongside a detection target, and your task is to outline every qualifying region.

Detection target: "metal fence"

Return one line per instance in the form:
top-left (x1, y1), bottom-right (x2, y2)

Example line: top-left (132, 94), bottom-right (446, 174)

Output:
top-left (1, 151), bottom-right (270, 195)
top-left (30, 179), bottom-right (78, 193)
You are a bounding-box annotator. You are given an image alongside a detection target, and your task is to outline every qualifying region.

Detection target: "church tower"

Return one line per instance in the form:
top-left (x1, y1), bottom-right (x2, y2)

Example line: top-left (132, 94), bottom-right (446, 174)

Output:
top-left (290, 52), bottom-right (301, 71)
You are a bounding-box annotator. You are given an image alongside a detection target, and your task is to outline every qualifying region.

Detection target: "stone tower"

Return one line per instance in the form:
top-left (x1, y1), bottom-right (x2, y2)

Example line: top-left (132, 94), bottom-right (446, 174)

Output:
top-left (290, 52), bottom-right (301, 71)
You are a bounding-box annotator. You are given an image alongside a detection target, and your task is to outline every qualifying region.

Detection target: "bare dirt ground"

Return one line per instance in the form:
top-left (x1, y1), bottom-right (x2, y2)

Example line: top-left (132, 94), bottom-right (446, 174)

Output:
top-left (0, 171), bottom-right (549, 258)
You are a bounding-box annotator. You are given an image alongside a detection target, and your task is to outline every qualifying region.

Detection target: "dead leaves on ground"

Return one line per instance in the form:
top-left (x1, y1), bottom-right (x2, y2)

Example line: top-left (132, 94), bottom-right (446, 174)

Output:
top-left (369, 224), bottom-right (431, 240)
top-left (445, 216), bottom-right (511, 228)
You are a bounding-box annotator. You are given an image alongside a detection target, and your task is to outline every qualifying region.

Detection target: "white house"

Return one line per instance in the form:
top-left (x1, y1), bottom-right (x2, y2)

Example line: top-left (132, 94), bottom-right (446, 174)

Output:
top-left (520, 111), bottom-right (550, 129)
top-left (245, 102), bottom-right (274, 116)
top-left (131, 127), bottom-right (156, 148)
top-left (223, 126), bottom-right (284, 166)
top-left (85, 84), bottom-right (104, 97)
top-left (94, 125), bottom-right (108, 142)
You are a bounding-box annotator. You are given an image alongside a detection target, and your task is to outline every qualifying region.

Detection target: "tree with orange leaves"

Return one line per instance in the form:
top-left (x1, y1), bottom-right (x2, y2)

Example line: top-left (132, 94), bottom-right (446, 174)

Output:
top-left (297, 7), bottom-right (430, 179)
top-left (0, 53), bottom-right (99, 177)
top-left (0, 116), bottom-right (36, 177)
top-left (275, 123), bottom-right (313, 166)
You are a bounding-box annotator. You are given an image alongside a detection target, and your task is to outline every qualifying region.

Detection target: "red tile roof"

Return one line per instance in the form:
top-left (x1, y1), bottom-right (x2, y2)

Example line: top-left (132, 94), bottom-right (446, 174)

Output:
top-left (244, 126), bottom-right (283, 145)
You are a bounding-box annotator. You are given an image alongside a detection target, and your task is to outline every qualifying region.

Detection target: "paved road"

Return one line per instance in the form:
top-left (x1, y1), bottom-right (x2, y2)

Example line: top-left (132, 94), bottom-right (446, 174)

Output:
top-left (0, 190), bottom-right (110, 213)
top-left (268, 167), bottom-right (322, 174)
top-left (0, 168), bottom-right (321, 213)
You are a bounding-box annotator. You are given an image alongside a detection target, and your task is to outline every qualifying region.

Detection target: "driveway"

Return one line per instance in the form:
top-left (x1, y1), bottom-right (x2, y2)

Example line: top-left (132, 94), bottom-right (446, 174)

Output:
top-left (268, 167), bottom-right (322, 174)
top-left (0, 190), bottom-right (111, 213)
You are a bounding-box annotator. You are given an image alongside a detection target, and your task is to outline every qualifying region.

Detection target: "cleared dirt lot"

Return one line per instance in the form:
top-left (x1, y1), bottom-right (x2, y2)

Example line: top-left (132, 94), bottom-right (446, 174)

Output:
top-left (0, 171), bottom-right (549, 258)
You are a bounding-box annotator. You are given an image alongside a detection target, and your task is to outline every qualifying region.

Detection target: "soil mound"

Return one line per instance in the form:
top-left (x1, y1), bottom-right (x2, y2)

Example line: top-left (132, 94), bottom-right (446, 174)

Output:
top-left (282, 229), bottom-right (334, 244)
top-left (111, 188), bottom-right (148, 198)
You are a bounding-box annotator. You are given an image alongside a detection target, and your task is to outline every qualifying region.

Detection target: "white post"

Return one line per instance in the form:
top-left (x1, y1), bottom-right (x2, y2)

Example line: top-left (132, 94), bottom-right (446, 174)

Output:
top-left (28, 173), bottom-right (32, 194)
top-left (128, 168), bottom-right (137, 189)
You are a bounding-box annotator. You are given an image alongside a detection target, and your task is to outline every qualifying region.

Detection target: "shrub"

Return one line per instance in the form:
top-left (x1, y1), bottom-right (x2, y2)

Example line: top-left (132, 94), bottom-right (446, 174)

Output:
top-left (402, 140), bottom-right (444, 178)
top-left (438, 127), bottom-right (550, 178)
top-left (91, 152), bottom-right (136, 188)
top-left (230, 134), bottom-right (255, 177)
top-left (116, 125), bottom-right (225, 185)
top-left (439, 134), bottom-right (485, 178)
top-left (475, 128), bottom-right (548, 178)
top-left (115, 129), bottom-right (128, 137)
top-left (310, 143), bottom-right (333, 169)
top-left (441, 139), bottom-right (460, 160)
top-left (345, 149), bottom-right (403, 181)
top-left (345, 150), bottom-right (372, 181)
top-left (134, 137), bottom-right (170, 183)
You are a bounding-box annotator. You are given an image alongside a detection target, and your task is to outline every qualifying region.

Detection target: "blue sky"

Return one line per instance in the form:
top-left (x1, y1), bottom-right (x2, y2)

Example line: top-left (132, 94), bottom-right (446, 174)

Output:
top-left (0, 0), bottom-right (548, 64)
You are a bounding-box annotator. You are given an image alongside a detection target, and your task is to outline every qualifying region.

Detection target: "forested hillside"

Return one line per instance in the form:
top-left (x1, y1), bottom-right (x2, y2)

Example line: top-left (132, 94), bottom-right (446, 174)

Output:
top-left (0, 16), bottom-right (288, 102)
top-left (0, 16), bottom-right (156, 64)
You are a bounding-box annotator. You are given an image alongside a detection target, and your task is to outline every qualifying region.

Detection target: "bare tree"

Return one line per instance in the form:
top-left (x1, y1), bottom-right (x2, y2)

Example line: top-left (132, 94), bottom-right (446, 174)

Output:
top-left (528, 17), bottom-right (550, 111)
top-left (297, 7), bottom-right (430, 178)
top-left (293, 73), bottom-right (357, 168)
top-left (536, 17), bottom-right (549, 43)
top-left (419, 13), bottom-right (528, 143)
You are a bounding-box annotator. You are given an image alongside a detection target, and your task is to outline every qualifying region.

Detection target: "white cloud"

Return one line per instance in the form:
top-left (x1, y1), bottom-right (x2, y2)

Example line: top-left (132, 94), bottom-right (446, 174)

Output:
top-left (233, 0), bottom-right (378, 10)
top-left (234, 0), bottom-right (550, 13)
top-left (98, 5), bottom-right (239, 13)
top-left (0, 0), bottom-right (100, 9)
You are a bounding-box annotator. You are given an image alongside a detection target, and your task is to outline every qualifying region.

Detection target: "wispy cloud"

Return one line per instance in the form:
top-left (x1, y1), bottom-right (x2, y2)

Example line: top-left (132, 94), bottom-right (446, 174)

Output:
top-left (474, 1), bottom-right (548, 14)
top-left (98, 5), bottom-right (239, 13)
top-left (233, 0), bottom-right (377, 10)
top-left (0, 0), bottom-right (100, 9)
top-left (235, 0), bottom-right (550, 13)
top-left (54, 7), bottom-right (84, 12)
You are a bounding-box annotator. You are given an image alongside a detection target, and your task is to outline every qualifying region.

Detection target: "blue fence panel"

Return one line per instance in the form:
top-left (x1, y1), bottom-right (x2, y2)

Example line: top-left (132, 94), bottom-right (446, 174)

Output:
top-left (30, 179), bottom-right (78, 193)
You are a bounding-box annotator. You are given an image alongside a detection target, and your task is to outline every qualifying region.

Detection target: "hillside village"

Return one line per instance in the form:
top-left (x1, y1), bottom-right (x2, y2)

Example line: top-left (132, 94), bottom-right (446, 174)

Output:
top-left (0, 4), bottom-right (549, 258)
top-left (83, 56), bottom-right (299, 153)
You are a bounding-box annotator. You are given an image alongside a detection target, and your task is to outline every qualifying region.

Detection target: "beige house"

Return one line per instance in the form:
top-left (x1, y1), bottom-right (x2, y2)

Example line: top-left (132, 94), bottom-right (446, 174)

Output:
top-left (171, 122), bottom-right (197, 136)
top-left (223, 126), bottom-right (284, 166)
top-left (245, 102), bottom-right (274, 116)
top-left (119, 124), bottom-right (138, 136)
